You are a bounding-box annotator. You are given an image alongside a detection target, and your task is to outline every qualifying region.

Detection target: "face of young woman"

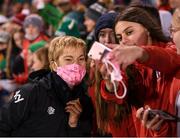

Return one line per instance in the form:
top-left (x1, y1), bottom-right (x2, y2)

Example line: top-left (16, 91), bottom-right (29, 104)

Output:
top-left (98, 28), bottom-right (116, 45)
top-left (13, 32), bottom-right (23, 49)
top-left (171, 24), bottom-right (180, 55)
top-left (56, 47), bottom-right (86, 67)
top-left (169, 0), bottom-right (180, 9)
top-left (31, 54), bottom-right (44, 71)
top-left (84, 17), bottom-right (96, 33)
top-left (115, 21), bottom-right (150, 46)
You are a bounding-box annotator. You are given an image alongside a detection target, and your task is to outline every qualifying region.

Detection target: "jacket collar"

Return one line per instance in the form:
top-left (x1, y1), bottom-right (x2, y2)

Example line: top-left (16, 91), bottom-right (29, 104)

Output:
top-left (49, 71), bottom-right (85, 106)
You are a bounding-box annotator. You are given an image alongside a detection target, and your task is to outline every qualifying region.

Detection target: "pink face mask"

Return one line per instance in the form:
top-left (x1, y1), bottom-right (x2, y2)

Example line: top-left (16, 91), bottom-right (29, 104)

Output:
top-left (56, 63), bottom-right (86, 87)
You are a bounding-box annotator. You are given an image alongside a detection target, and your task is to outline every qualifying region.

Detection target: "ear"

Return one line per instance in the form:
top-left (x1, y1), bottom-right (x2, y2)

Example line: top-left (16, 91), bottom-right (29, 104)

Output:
top-left (145, 29), bottom-right (152, 45)
top-left (50, 61), bottom-right (58, 72)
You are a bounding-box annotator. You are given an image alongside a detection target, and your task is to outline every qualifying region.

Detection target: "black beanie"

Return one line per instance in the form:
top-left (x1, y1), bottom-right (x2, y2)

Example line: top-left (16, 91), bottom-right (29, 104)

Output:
top-left (84, 2), bottom-right (107, 22)
top-left (95, 12), bottom-right (118, 40)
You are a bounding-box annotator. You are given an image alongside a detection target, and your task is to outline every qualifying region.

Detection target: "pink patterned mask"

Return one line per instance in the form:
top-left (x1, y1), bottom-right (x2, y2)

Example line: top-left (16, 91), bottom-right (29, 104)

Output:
top-left (56, 63), bottom-right (86, 87)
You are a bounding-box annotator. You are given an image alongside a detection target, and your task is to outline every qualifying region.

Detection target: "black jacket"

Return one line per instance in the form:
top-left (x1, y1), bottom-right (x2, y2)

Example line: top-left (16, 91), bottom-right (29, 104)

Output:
top-left (0, 71), bottom-right (93, 136)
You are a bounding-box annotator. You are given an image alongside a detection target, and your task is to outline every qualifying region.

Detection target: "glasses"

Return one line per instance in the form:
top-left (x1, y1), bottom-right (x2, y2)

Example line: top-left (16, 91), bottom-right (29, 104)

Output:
top-left (169, 26), bottom-right (180, 34)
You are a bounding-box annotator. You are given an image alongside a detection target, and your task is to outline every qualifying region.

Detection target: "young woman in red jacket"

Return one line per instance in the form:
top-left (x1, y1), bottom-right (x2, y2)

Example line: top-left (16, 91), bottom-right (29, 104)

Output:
top-left (88, 12), bottom-right (136, 137)
top-left (136, 8), bottom-right (180, 137)
top-left (99, 7), bottom-right (180, 137)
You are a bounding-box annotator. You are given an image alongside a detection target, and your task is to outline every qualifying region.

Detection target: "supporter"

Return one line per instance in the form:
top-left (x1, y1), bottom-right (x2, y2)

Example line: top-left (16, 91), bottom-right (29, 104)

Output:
top-left (99, 7), bottom-right (180, 137)
top-left (0, 31), bottom-right (10, 79)
top-left (12, 14), bottom-right (49, 84)
top-left (84, 2), bottom-right (107, 50)
top-left (0, 36), bottom-right (93, 136)
top-left (88, 12), bottom-right (137, 137)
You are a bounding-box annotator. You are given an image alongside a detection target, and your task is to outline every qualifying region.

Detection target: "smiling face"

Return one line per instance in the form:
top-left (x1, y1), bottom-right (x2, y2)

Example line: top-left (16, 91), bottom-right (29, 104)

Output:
top-left (84, 17), bottom-right (96, 33)
top-left (115, 21), bottom-right (151, 46)
top-left (171, 9), bottom-right (180, 55)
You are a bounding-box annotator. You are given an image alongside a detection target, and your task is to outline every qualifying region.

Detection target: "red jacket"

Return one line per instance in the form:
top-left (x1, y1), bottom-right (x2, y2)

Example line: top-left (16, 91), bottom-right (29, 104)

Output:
top-left (98, 44), bottom-right (180, 137)
top-left (88, 82), bottom-right (137, 137)
top-left (13, 34), bottom-right (49, 84)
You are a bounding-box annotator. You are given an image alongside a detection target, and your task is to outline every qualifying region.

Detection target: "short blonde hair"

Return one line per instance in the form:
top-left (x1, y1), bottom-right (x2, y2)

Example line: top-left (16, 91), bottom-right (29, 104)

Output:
top-left (48, 36), bottom-right (86, 69)
top-left (172, 9), bottom-right (180, 28)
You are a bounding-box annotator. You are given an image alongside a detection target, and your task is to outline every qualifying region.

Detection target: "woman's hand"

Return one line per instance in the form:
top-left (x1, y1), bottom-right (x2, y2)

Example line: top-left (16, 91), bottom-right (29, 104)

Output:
top-left (107, 44), bottom-right (149, 70)
top-left (65, 99), bottom-right (82, 127)
top-left (136, 107), bottom-right (164, 131)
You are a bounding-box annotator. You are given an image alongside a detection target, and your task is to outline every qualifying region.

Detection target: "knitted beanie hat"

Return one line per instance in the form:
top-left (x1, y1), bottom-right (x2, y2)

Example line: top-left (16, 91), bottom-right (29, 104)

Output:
top-left (11, 13), bottom-right (26, 26)
top-left (23, 14), bottom-right (44, 31)
top-left (95, 12), bottom-right (118, 40)
top-left (84, 2), bottom-right (107, 22)
top-left (55, 18), bottom-right (80, 37)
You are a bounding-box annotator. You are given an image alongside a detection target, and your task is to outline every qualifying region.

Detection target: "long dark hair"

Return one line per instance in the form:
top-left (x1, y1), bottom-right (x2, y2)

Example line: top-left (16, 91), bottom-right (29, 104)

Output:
top-left (115, 6), bottom-right (169, 43)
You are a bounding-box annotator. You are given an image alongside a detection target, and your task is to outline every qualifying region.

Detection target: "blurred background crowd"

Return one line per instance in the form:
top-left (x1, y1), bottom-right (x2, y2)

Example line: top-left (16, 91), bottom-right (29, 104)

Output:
top-left (0, 0), bottom-right (179, 136)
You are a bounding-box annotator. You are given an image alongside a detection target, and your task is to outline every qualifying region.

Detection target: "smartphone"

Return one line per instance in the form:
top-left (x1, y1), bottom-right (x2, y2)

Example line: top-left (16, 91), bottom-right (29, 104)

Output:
top-left (88, 41), bottom-right (112, 60)
top-left (147, 109), bottom-right (180, 121)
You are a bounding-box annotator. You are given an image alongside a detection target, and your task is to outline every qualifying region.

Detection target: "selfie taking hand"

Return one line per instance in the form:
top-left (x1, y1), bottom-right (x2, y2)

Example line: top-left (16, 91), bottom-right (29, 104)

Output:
top-left (65, 99), bottom-right (82, 127)
top-left (107, 44), bottom-right (149, 70)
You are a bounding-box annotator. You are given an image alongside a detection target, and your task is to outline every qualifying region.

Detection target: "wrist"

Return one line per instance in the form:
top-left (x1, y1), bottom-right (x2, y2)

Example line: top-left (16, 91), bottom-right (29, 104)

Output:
top-left (137, 47), bottom-right (149, 63)
top-left (68, 120), bottom-right (78, 128)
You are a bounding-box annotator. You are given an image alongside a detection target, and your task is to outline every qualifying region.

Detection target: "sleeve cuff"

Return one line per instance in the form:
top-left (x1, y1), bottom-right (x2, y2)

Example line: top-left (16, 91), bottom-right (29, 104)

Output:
top-left (100, 80), bottom-right (126, 104)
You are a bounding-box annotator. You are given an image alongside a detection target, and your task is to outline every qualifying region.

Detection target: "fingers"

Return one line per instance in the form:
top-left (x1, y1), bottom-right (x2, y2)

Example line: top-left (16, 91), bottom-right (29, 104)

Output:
top-left (136, 107), bottom-right (144, 119)
top-left (143, 109), bottom-right (150, 125)
top-left (136, 107), bottom-right (163, 132)
top-left (146, 114), bottom-right (161, 129)
top-left (66, 99), bottom-right (82, 115)
top-left (150, 119), bottom-right (163, 131)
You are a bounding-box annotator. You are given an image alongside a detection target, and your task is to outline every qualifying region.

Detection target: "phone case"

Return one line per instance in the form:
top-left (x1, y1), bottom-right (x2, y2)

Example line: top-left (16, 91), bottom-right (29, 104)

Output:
top-left (149, 109), bottom-right (180, 121)
top-left (88, 41), bottom-right (111, 60)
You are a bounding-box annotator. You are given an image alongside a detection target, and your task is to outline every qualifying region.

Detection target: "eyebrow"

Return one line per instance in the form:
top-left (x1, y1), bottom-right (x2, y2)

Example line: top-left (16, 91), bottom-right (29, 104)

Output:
top-left (63, 55), bottom-right (85, 58)
top-left (79, 55), bottom-right (85, 58)
top-left (63, 55), bottom-right (73, 58)
top-left (116, 26), bottom-right (133, 35)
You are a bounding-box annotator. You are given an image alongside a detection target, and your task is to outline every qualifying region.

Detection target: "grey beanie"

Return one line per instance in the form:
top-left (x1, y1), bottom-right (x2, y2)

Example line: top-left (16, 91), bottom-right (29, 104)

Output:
top-left (23, 14), bottom-right (43, 31)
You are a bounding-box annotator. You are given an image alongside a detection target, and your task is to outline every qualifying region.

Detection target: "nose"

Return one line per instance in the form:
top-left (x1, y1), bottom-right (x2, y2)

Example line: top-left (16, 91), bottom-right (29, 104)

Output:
top-left (121, 35), bottom-right (129, 45)
top-left (104, 34), bottom-right (111, 44)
